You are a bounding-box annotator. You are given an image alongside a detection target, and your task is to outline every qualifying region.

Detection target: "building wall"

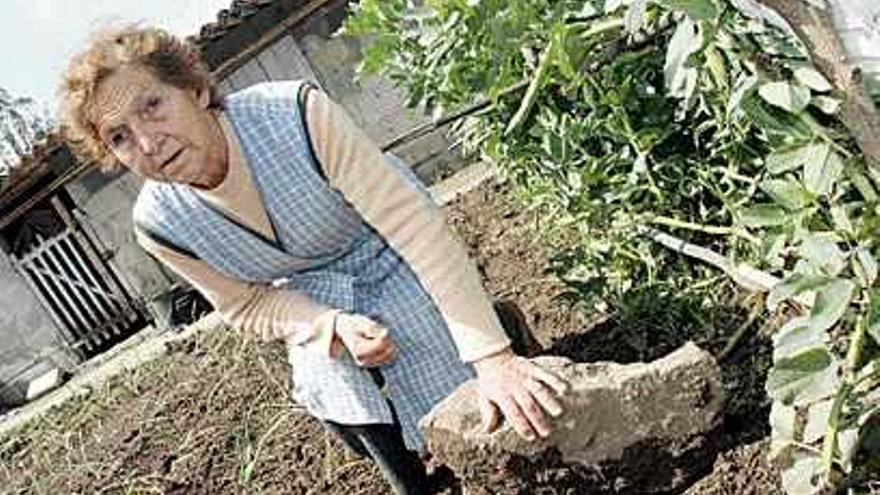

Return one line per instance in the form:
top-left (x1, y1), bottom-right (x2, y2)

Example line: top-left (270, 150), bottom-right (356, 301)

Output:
top-left (0, 252), bottom-right (69, 406)
top-left (0, 168), bottom-right (174, 406)
top-left (214, 2), bottom-right (464, 182)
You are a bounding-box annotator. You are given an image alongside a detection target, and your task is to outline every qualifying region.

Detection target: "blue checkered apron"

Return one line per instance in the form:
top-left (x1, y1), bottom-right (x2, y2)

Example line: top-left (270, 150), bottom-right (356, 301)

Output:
top-left (134, 81), bottom-right (475, 451)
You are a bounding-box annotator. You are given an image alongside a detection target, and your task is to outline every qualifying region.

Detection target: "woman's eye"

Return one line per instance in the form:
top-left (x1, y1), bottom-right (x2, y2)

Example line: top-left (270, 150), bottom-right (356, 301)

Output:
top-left (109, 130), bottom-right (129, 148)
top-left (144, 96), bottom-right (161, 113)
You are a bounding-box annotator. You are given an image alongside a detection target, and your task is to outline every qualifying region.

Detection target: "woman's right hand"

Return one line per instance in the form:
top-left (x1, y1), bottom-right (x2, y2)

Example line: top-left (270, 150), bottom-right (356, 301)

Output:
top-left (332, 313), bottom-right (396, 367)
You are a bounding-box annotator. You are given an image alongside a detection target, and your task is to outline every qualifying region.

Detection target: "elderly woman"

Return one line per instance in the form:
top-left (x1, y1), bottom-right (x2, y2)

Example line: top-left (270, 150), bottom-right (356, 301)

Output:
top-left (59, 26), bottom-right (566, 494)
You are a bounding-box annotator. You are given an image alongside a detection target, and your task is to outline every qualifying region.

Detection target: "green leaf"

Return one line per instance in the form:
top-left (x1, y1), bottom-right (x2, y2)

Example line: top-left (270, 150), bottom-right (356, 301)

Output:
top-left (846, 167), bottom-right (879, 202)
top-left (800, 234), bottom-right (845, 276)
top-left (803, 398), bottom-right (833, 443)
top-left (766, 346), bottom-right (840, 405)
top-left (829, 205), bottom-right (853, 235)
top-left (803, 144), bottom-right (843, 196)
top-left (838, 427), bottom-right (860, 471)
top-left (811, 95), bottom-right (840, 114)
top-left (740, 204), bottom-right (789, 228)
top-left (760, 177), bottom-right (813, 210)
top-left (624, 0), bottom-right (648, 34)
top-left (794, 66), bottom-right (832, 92)
top-left (664, 17), bottom-right (701, 100)
top-left (604, 0), bottom-right (624, 13)
top-left (741, 91), bottom-right (813, 140)
top-left (504, 32), bottom-right (557, 136)
top-left (766, 143), bottom-right (820, 175)
top-left (809, 278), bottom-right (855, 332)
top-left (758, 81), bottom-right (811, 113)
top-left (853, 247), bottom-right (878, 287)
top-left (866, 289), bottom-right (880, 345)
top-left (656, 0), bottom-right (718, 20)
top-left (728, 74), bottom-right (757, 116)
top-left (768, 273), bottom-right (832, 310)
top-left (764, 232), bottom-right (788, 268)
top-left (773, 316), bottom-right (824, 360)
top-left (769, 402), bottom-right (797, 460)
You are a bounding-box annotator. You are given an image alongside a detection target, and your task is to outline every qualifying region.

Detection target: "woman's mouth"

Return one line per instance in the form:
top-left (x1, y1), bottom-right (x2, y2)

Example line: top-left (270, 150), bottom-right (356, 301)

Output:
top-left (161, 149), bottom-right (184, 169)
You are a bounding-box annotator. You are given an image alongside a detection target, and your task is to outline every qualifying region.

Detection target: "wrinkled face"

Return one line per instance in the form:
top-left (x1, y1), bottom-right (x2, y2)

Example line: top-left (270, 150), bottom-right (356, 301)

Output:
top-left (91, 64), bottom-right (227, 188)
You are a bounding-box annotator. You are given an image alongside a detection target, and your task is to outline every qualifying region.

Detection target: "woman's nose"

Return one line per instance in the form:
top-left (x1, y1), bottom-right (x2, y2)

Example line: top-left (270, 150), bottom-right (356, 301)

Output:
top-left (132, 124), bottom-right (161, 155)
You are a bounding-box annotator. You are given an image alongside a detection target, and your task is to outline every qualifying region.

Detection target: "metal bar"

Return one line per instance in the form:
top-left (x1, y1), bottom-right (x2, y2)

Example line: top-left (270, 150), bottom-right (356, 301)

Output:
top-left (20, 255), bottom-right (95, 352)
top-left (18, 231), bottom-right (69, 261)
top-left (21, 259), bottom-right (118, 299)
top-left (59, 234), bottom-right (125, 325)
top-left (33, 241), bottom-right (105, 348)
top-left (10, 255), bottom-right (86, 361)
top-left (71, 208), bottom-right (142, 298)
top-left (51, 198), bottom-right (138, 315)
top-left (45, 235), bottom-right (113, 343)
top-left (53, 197), bottom-right (144, 346)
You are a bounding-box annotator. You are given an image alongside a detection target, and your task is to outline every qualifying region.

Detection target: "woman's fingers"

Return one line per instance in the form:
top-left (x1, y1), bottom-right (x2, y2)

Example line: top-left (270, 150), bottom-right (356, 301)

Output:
top-left (479, 394), bottom-right (502, 433)
top-left (528, 363), bottom-right (569, 396)
top-left (367, 339), bottom-right (396, 365)
top-left (359, 321), bottom-right (388, 340)
top-left (354, 331), bottom-right (395, 366)
top-left (474, 353), bottom-right (569, 441)
top-left (496, 396), bottom-right (537, 441)
top-left (514, 388), bottom-right (552, 438)
top-left (525, 378), bottom-right (564, 419)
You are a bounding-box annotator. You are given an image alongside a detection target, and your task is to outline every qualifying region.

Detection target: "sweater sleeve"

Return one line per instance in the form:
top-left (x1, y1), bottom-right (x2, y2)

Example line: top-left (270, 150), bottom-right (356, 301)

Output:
top-left (135, 229), bottom-right (337, 354)
top-left (302, 87), bottom-right (511, 362)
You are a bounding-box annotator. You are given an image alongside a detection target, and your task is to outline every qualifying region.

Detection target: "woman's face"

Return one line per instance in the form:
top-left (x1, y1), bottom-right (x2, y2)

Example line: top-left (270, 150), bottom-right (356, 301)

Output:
top-left (91, 64), bottom-right (227, 188)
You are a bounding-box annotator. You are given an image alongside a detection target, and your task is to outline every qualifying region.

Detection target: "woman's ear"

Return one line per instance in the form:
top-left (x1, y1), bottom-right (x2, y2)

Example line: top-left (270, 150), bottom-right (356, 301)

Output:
top-left (195, 83), bottom-right (211, 109)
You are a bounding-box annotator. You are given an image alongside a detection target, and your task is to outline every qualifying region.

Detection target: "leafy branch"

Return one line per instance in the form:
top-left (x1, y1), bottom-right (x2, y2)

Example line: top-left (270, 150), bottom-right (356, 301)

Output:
top-left (344, 0), bottom-right (880, 492)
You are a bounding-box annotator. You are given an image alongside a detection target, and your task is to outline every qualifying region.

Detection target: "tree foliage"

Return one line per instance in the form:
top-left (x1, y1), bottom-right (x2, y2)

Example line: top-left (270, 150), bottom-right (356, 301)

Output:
top-left (345, 0), bottom-right (880, 492)
top-left (0, 88), bottom-right (53, 189)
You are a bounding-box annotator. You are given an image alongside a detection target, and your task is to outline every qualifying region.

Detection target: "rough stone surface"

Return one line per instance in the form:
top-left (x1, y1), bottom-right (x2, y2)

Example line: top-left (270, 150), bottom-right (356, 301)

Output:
top-left (420, 342), bottom-right (725, 493)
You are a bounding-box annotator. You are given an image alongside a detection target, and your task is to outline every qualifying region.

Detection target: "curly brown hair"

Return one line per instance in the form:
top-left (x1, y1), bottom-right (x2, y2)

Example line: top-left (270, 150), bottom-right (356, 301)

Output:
top-left (59, 25), bottom-right (220, 171)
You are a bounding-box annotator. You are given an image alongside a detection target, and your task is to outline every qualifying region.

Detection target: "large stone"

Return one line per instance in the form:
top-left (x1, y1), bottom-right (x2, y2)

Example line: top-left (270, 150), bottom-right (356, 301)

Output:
top-left (420, 342), bottom-right (725, 493)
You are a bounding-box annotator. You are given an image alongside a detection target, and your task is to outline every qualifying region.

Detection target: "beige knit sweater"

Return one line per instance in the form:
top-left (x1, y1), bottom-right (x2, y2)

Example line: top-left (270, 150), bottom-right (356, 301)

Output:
top-left (136, 87), bottom-right (510, 362)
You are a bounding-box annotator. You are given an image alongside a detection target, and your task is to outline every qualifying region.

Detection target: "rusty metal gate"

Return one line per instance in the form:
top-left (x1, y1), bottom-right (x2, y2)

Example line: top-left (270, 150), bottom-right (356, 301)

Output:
top-left (7, 195), bottom-right (145, 360)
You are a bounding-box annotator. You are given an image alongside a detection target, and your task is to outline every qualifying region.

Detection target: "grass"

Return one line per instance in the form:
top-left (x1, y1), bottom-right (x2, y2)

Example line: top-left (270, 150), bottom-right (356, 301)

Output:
top-left (0, 324), bottom-right (386, 495)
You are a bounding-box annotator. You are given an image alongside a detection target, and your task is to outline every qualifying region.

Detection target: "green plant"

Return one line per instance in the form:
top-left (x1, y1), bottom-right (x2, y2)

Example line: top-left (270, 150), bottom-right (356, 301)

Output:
top-left (344, 0), bottom-right (880, 492)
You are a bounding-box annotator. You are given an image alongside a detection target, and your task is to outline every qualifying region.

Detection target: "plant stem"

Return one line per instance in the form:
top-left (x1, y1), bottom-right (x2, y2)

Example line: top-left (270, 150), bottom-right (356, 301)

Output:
top-left (719, 295), bottom-right (764, 361)
top-left (820, 315), bottom-right (868, 485)
top-left (821, 381), bottom-right (851, 485)
top-left (844, 315), bottom-right (868, 378)
top-left (853, 368), bottom-right (880, 391)
top-left (647, 215), bottom-right (760, 244)
top-left (504, 34), bottom-right (558, 136)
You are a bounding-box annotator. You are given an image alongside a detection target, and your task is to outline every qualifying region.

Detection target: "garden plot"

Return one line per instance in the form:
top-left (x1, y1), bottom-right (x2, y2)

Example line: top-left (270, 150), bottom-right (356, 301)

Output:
top-left (0, 178), bottom-right (789, 494)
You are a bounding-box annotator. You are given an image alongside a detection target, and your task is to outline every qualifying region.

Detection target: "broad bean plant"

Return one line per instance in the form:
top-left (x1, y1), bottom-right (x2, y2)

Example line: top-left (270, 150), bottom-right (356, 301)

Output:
top-left (344, 0), bottom-right (880, 492)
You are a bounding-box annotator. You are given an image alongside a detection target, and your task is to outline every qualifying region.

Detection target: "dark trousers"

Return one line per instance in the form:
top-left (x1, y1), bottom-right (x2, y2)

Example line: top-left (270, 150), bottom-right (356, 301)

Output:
top-left (325, 415), bottom-right (430, 495)
top-left (325, 368), bottom-right (430, 494)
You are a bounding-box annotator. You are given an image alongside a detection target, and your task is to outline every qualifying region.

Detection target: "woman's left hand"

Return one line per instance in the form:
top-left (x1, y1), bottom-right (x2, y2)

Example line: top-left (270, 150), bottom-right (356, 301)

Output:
top-left (472, 348), bottom-right (568, 441)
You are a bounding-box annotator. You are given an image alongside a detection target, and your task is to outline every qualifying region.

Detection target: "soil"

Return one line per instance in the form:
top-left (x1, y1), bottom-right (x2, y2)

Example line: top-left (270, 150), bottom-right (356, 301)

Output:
top-left (0, 178), bottom-right (781, 494)
top-left (448, 178), bottom-right (781, 494)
